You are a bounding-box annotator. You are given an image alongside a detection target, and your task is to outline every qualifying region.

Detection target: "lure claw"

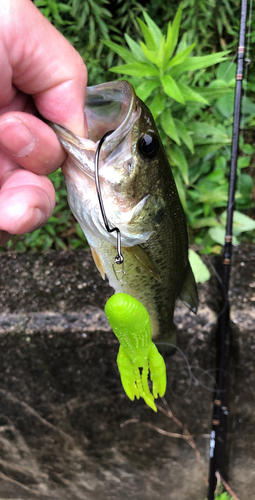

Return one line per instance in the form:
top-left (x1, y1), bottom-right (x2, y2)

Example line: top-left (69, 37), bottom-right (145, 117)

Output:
top-left (149, 343), bottom-right (167, 399)
top-left (105, 293), bottom-right (167, 411)
top-left (117, 346), bottom-right (139, 401)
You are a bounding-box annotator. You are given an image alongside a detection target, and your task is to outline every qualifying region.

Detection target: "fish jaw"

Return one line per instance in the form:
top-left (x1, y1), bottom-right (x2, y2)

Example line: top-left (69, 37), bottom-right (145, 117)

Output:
top-left (62, 158), bottom-right (153, 248)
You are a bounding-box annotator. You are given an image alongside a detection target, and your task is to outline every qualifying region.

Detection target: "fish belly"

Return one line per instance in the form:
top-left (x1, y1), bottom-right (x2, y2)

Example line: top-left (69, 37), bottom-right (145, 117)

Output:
top-left (87, 229), bottom-right (185, 341)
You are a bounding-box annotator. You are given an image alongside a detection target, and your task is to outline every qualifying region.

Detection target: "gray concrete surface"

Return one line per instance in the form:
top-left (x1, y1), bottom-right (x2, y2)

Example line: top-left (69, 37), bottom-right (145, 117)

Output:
top-left (0, 245), bottom-right (254, 499)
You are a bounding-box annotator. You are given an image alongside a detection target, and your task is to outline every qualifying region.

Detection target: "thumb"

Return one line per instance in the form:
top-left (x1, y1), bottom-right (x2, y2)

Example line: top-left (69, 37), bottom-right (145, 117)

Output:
top-left (1, 0), bottom-right (87, 137)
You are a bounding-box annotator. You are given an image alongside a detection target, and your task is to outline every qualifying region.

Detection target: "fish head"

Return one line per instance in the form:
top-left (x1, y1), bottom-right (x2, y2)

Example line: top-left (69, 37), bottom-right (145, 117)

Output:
top-left (51, 81), bottom-right (167, 247)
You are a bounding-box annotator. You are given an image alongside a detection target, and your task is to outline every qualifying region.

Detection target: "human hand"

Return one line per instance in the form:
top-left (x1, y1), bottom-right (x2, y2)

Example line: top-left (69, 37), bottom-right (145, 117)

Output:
top-left (0, 0), bottom-right (87, 246)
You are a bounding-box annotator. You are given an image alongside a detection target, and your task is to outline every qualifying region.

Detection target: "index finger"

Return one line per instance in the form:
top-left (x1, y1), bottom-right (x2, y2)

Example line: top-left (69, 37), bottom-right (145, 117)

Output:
top-left (1, 0), bottom-right (87, 137)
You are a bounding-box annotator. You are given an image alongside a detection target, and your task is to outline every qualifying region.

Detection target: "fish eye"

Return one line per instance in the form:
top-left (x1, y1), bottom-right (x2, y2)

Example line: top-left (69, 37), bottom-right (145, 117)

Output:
top-left (137, 133), bottom-right (159, 160)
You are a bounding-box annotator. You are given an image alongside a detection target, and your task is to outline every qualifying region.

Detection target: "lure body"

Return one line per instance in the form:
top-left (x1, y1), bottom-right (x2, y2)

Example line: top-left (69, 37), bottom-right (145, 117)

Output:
top-left (105, 293), bottom-right (166, 411)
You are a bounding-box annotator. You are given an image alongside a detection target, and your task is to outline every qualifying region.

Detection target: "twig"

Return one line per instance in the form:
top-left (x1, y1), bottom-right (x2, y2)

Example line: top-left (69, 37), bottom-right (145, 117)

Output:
top-left (122, 418), bottom-right (209, 440)
top-left (121, 399), bottom-right (209, 487)
top-left (216, 471), bottom-right (241, 500)
top-left (215, 471), bottom-right (221, 494)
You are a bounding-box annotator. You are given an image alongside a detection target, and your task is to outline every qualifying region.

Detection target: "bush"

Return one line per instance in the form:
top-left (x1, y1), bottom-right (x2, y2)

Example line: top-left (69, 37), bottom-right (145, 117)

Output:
top-left (104, 5), bottom-right (255, 254)
top-left (3, 1), bottom-right (254, 253)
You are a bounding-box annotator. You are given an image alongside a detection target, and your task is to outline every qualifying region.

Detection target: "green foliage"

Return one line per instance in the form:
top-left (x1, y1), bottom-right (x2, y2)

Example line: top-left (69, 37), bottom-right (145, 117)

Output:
top-left (189, 249), bottom-right (211, 283)
top-left (34, 0), bottom-right (146, 71)
top-left (103, 6), bottom-right (255, 263)
top-left (215, 495), bottom-right (233, 500)
top-left (212, 488), bottom-right (234, 499)
top-left (147, 0), bottom-right (255, 71)
top-left (104, 5), bottom-right (229, 186)
top-left (205, 479), bottom-right (236, 498)
top-left (188, 61), bottom-right (255, 254)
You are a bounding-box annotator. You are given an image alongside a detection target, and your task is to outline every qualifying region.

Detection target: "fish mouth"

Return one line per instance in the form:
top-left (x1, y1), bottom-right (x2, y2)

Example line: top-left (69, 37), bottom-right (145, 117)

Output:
top-left (52, 81), bottom-right (138, 155)
top-left (86, 80), bottom-right (137, 145)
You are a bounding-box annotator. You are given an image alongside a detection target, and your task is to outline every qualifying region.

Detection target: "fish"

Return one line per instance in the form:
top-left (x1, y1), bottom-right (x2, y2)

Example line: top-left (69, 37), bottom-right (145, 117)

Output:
top-left (52, 80), bottom-right (198, 342)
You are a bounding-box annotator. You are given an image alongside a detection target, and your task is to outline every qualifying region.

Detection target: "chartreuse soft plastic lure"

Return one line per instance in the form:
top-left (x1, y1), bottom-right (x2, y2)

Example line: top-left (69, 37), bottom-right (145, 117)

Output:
top-left (105, 293), bottom-right (167, 412)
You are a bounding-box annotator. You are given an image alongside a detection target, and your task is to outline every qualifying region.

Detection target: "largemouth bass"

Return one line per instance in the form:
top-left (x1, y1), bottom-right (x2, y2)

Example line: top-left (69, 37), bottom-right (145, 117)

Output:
top-left (52, 81), bottom-right (198, 341)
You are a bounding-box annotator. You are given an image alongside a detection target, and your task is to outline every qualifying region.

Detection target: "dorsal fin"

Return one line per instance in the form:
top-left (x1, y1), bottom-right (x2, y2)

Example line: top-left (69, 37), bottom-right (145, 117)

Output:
top-left (178, 261), bottom-right (199, 314)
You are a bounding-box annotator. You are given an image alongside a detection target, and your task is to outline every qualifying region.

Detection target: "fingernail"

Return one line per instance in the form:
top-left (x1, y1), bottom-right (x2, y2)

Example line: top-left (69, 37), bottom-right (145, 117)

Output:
top-left (0, 117), bottom-right (35, 157)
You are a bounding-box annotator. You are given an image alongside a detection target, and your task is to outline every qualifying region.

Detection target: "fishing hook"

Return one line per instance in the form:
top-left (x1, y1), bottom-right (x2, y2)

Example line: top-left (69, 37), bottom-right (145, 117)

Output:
top-left (94, 130), bottom-right (124, 267)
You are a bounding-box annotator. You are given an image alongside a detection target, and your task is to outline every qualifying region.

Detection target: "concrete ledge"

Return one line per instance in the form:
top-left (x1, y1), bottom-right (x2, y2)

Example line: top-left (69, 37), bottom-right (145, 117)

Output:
top-left (0, 309), bottom-right (111, 335)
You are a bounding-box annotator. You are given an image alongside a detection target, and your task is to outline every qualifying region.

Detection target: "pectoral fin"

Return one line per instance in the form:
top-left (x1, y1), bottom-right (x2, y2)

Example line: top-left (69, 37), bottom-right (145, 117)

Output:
top-left (123, 245), bottom-right (161, 282)
top-left (91, 247), bottom-right (105, 280)
top-left (178, 261), bottom-right (199, 313)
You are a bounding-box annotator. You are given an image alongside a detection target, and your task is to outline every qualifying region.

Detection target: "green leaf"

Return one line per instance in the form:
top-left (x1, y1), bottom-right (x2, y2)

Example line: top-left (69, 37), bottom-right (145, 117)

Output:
top-left (175, 32), bottom-right (188, 54)
top-left (195, 86), bottom-right (233, 101)
top-left (209, 226), bottom-right (239, 245)
top-left (216, 61), bottom-right (236, 83)
top-left (160, 109), bottom-right (180, 145)
top-left (43, 234), bottom-right (53, 251)
top-left (236, 173), bottom-right (254, 208)
top-left (206, 167), bottom-right (224, 182)
top-left (55, 236), bottom-right (67, 250)
top-left (149, 93), bottom-right (166, 120)
top-left (45, 224), bottom-right (56, 236)
top-left (160, 75), bottom-right (185, 104)
top-left (171, 3), bottom-right (183, 52)
top-left (135, 79), bottom-right (160, 101)
top-left (169, 144), bottom-right (189, 184)
top-left (165, 44), bottom-right (196, 70)
top-left (164, 21), bottom-right (173, 63)
top-left (174, 119), bottom-right (194, 153)
top-left (209, 79), bottom-right (228, 89)
top-left (124, 34), bottom-right (147, 62)
top-left (188, 122), bottom-right (230, 144)
top-left (75, 223), bottom-right (87, 241)
top-left (110, 63), bottom-right (159, 77)
top-left (216, 156), bottom-right (227, 170)
top-left (242, 143), bottom-right (254, 155)
top-left (238, 173), bottom-right (254, 193)
top-left (216, 93), bottom-right (234, 118)
top-left (169, 51), bottom-right (230, 77)
top-left (237, 156), bottom-right (251, 168)
top-left (177, 82), bottom-right (209, 104)
top-left (192, 143), bottom-right (229, 158)
top-left (190, 217), bottom-right (221, 229)
top-left (158, 37), bottom-right (166, 69)
top-left (143, 12), bottom-right (162, 49)
top-left (173, 171), bottom-right (187, 212)
top-left (189, 249), bottom-right (210, 283)
top-left (102, 40), bottom-right (136, 63)
top-left (192, 184), bottom-right (228, 206)
top-left (140, 42), bottom-right (158, 64)
top-left (242, 96), bottom-right (255, 116)
top-left (58, 3), bottom-right (72, 13)
top-left (220, 211), bottom-right (255, 235)
top-left (137, 18), bottom-right (157, 52)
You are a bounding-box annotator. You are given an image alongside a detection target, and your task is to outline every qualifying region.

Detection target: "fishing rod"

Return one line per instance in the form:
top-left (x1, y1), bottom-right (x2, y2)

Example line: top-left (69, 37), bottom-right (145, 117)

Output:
top-left (207, 0), bottom-right (248, 497)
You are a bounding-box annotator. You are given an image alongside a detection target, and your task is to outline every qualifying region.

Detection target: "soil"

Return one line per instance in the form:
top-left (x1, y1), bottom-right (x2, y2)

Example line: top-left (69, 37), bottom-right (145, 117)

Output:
top-left (0, 245), bottom-right (254, 500)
